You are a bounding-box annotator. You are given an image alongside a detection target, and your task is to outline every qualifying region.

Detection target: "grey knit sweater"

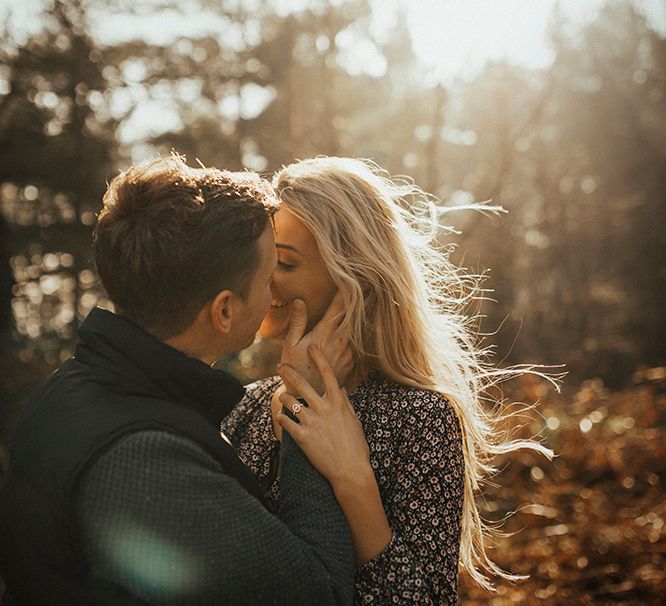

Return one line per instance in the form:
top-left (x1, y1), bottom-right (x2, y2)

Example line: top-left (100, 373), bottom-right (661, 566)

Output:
top-left (74, 429), bottom-right (354, 605)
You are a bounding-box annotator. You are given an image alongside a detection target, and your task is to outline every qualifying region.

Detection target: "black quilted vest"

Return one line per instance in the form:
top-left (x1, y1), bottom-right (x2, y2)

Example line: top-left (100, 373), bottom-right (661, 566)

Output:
top-left (0, 308), bottom-right (263, 605)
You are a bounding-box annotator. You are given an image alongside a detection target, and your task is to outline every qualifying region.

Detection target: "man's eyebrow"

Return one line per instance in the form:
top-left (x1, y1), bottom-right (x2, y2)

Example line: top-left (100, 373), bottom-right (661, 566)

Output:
top-left (276, 243), bottom-right (300, 254)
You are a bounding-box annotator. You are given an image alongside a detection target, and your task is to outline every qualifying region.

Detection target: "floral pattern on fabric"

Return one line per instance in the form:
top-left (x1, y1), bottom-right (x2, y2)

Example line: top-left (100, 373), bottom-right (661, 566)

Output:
top-left (221, 371), bottom-right (464, 605)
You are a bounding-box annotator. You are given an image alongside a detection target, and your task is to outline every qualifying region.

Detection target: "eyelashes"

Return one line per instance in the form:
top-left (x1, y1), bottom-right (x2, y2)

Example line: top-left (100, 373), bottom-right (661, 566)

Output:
top-left (277, 261), bottom-right (296, 271)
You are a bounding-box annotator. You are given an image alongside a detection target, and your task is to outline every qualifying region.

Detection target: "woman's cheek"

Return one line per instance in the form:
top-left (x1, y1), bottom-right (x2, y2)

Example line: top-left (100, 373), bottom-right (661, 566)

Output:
top-left (277, 270), bottom-right (300, 299)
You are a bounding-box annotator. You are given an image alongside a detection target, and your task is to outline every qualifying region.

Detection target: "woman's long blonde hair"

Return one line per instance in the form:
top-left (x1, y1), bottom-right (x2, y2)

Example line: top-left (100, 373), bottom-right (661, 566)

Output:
top-left (273, 156), bottom-right (554, 589)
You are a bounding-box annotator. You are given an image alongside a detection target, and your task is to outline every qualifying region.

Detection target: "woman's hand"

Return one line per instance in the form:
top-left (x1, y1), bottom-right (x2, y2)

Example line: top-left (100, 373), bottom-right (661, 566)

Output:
top-left (280, 292), bottom-right (353, 395)
top-left (276, 345), bottom-right (370, 486)
top-left (277, 345), bottom-right (393, 565)
top-left (270, 383), bottom-right (286, 442)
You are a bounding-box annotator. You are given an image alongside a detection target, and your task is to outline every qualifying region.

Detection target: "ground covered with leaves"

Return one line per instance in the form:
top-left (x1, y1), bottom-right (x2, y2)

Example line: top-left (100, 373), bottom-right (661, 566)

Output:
top-left (458, 368), bottom-right (665, 604)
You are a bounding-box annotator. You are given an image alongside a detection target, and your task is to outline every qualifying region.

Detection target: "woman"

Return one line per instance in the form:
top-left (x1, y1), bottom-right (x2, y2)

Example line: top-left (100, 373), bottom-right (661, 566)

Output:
top-left (221, 157), bottom-right (551, 604)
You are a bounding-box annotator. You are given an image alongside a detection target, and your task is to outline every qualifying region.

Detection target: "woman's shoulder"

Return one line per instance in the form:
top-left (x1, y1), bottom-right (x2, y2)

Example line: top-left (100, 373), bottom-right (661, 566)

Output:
top-left (362, 372), bottom-right (452, 409)
top-left (242, 375), bottom-right (282, 405)
top-left (221, 375), bottom-right (280, 451)
top-left (359, 372), bottom-right (460, 434)
top-left (222, 375), bottom-right (280, 432)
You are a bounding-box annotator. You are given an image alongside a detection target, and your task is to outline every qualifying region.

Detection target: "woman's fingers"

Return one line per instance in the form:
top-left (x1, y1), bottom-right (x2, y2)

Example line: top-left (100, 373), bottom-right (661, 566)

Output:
top-left (284, 299), bottom-right (308, 350)
top-left (307, 345), bottom-right (341, 402)
top-left (277, 363), bottom-right (321, 407)
top-left (277, 408), bottom-right (304, 439)
top-left (312, 290), bottom-right (345, 338)
top-left (330, 330), bottom-right (351, 350)
top-left (279, 391), bottom-right (309, 423)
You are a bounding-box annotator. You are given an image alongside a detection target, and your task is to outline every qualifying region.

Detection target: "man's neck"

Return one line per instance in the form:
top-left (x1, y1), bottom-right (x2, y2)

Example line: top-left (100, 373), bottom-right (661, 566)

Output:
top-left (163, 330), bottom-right (217, 367)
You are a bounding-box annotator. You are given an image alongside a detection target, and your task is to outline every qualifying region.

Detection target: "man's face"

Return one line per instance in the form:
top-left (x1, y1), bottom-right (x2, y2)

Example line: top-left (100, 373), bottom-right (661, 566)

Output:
top-left (231, 225), bottom-right (277, 350)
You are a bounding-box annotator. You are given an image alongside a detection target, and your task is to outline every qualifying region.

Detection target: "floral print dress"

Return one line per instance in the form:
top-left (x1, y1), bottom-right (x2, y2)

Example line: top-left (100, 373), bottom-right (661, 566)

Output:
top-left (220, 371), bottom-right (465, 605)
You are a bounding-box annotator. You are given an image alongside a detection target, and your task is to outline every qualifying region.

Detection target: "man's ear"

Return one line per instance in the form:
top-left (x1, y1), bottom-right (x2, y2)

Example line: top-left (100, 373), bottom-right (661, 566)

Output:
top-left (210, 290), bottom-right (234, 334)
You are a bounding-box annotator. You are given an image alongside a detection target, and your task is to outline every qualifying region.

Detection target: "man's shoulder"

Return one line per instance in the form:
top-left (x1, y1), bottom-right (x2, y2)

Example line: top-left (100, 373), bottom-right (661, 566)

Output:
top-left (18, 358), bottom-right (169, 437)
top-left (24, 356), bottom-right (149, 411)
top-left (9, 358), bottom-right (198, 482)
top-left (90, 429), bottom-right (217, 470)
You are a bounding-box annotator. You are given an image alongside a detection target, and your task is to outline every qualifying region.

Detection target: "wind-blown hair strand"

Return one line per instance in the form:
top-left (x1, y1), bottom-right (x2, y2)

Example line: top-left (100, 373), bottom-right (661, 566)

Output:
top-left (273, 156), bottom-right (554, 589)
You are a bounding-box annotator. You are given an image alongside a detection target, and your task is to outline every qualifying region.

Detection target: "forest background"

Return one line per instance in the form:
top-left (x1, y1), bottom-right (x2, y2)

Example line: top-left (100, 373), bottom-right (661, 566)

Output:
top-left (0, 0), bottom-right (664, 603)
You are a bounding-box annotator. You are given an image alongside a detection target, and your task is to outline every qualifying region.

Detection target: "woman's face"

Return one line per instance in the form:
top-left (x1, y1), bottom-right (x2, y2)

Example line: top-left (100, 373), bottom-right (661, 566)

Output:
top-left (259, 208), bottom-right (336, 340)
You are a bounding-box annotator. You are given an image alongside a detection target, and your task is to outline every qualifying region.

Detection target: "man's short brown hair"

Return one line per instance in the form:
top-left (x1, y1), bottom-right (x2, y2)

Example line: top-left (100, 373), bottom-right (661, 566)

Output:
top-left (93, 155), bottom-right (277, 339)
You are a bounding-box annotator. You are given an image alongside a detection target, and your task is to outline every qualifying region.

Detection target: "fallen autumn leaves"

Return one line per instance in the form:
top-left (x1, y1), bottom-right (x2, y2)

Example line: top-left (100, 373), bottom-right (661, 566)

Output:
top-left (459, 368), bottom-right (665, 605)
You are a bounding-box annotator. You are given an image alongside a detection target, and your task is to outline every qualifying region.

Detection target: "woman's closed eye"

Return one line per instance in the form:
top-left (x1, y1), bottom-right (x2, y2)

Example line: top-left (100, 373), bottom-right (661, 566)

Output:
top-left (277, 260), bottom-right (296, 271)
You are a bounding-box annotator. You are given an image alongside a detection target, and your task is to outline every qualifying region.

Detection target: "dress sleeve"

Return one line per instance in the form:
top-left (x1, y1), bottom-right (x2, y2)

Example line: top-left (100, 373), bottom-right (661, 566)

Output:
top-left (220, 376), bottom-right (282, 482)
top-left (355, 392), bottom-right (465, 605)
top-left (74, 430), bottom-right (354, 605)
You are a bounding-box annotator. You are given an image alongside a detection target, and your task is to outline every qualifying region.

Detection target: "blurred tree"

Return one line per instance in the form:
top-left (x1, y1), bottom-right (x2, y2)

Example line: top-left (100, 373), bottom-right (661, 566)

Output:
top-left (0, 0), bottom-right (117, 363)
top-left (137, 0), bottom-right (379, 169)
top-left (442, 2), bottom-right (666, 384)
top-left (531, 1), bottom-right (666, 382)
top-left (0, 0), bottom-right (119, 485)
top-left (0, 0), bottom-right (663, 388)
top-left (0, 215), bottom-right (12, 343)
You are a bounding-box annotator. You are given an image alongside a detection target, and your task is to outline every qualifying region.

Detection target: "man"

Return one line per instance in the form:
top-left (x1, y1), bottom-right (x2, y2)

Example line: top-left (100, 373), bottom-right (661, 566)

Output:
top-left (0, 156), bottom-right (354, 605)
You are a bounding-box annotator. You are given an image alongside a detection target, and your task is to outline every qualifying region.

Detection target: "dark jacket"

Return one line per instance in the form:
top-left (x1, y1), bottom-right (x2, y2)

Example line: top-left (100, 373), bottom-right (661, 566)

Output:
top-left (0, 308), bottom-right (354, 605)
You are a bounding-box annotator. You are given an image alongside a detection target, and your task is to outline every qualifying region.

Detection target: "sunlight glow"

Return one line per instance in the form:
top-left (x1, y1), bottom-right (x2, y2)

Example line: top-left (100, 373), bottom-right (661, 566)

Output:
top-left (336, 28), bottom-right (387, 77)
top-left (402, 0), bottom-right (666, 82)
top-left (406, 0), bottom-right (553, 81)
top-left (3, 0), bottom-right (664, 143)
